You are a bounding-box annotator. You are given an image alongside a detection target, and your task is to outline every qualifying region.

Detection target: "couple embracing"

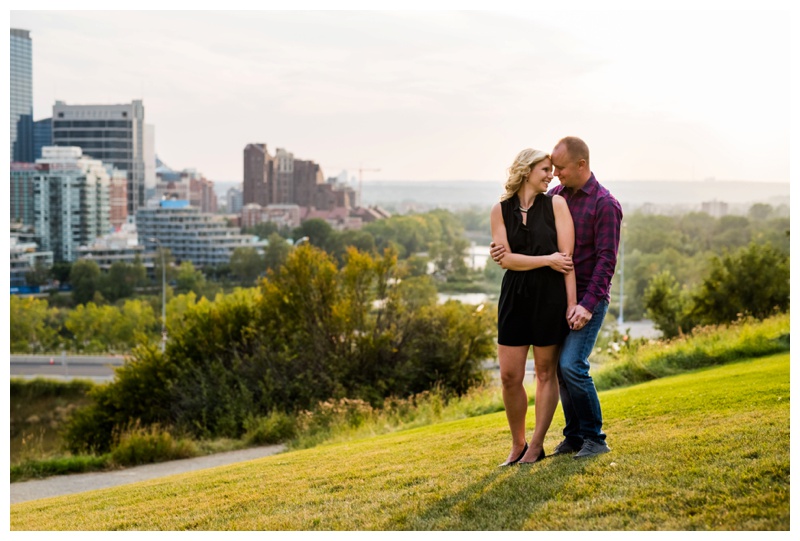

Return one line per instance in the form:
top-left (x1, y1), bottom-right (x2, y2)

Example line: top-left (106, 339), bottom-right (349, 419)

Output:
top-left (491, 136), bottom-right (622, 466)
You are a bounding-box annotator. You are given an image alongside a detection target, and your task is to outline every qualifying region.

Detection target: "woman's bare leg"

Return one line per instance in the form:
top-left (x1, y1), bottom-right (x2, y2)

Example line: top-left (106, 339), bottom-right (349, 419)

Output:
top-left (520, 344), bottom-right (560, 462)
top-left (499, 344), bottom-right (530, 463)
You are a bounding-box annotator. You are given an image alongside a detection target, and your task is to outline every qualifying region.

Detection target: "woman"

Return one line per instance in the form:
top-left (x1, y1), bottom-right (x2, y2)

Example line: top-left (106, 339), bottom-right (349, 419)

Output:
top-left (491, 148), bottom-right (576, 466)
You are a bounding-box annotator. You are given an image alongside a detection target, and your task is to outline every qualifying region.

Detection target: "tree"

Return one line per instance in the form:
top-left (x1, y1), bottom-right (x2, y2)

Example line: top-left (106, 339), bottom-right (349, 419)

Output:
top-left (293, 219), bottom-right (334, 251)
top-left (175, 261), bottom-right (206, 295)
top-left (264, 232), bottom-right (291, 273)
top-left (643, 271), bottom-right (684, 338)
top-left (691, 242), bottom-right (789, 325)
top-left (328, 229), bottom-right (376, 265)
top-left (229, 247), bottom-right (265, 285)
top-left (25, 259), bottom-right (51, 287)
top-left (70, 259), bottom-right (102, 305)
top-left (100, 260), bottom-right (147, 302)
top-left (748, 203), bottom-right (774, 221)
top-left (50, 261), bottom-right (72, 285)
top-left (10, 296), bottom-right (59, 353)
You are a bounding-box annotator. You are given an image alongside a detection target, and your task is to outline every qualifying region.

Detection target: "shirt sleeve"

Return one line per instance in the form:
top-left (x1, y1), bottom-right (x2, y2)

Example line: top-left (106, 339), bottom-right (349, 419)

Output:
top-left (579, 195), bottom-right (623, 314)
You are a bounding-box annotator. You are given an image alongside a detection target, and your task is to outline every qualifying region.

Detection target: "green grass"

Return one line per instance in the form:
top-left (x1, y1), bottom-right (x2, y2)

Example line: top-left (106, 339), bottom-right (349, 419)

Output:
top-left (10, 352), bottom-right (789, 530)
top-left (594, 313), bottom-right (789, 390)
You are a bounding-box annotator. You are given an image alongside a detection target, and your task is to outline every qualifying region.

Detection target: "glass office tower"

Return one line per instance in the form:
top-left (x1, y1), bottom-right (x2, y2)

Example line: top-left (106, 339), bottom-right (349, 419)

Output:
top-left (10, 28), bottom-right (34, 163)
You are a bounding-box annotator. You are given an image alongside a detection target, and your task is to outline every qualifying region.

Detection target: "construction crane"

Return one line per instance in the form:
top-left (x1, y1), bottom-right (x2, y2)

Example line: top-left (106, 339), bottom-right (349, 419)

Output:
top-left (327, 165), bottom-right (381, 207)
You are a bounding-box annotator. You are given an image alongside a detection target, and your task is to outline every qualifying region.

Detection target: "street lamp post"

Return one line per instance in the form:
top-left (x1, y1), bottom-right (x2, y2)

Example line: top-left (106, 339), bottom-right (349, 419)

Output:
top-left (294, 236), bottom-right (309, 246)
top-left (149, 237), bottom-right (167, 352)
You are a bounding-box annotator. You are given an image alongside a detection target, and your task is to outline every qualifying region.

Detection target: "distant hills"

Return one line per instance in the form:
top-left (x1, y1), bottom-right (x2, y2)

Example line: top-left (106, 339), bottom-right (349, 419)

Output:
top-left (360, 179), bottom-right (790, 213)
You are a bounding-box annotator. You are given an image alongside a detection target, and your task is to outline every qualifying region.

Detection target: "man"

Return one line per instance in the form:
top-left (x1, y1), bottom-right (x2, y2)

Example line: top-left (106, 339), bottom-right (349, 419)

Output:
top-left (490, 136), bottom-right (622, 459)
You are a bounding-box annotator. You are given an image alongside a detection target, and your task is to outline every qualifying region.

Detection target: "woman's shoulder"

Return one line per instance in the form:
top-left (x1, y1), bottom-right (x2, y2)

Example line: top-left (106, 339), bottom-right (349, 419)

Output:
top-left (550, 193), bottom-right (567, 208)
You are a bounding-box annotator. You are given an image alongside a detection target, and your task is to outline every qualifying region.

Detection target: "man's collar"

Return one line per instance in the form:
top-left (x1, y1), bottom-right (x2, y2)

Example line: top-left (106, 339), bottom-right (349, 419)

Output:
top-left (569, 173), bottom-right (597, 195)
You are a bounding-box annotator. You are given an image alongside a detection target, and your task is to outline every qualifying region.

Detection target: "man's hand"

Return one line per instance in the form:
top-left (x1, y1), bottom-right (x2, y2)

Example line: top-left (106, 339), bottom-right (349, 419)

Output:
top-left (489, 241), bottom-right (506, 265)
top-left (548, 252), bottom-right (573, 274)
top-left (567, 304), bottom-right (592, 331)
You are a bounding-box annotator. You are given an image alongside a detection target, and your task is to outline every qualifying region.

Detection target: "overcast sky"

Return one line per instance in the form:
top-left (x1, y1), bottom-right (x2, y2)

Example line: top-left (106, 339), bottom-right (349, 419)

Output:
top-left (8, 6), bottom-right (794, 184)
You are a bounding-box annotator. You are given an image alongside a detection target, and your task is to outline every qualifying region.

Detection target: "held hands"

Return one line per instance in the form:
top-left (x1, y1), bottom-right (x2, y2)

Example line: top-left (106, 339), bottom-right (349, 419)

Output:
top-left (567, 304), bottom-right (592, 331)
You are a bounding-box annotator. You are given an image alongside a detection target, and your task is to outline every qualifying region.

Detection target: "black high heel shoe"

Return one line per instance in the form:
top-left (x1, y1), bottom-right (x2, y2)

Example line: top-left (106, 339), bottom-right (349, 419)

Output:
top-left (517, 447), bottom-right (546, 465)
top-left (499, 443), bottom-right (528, 467)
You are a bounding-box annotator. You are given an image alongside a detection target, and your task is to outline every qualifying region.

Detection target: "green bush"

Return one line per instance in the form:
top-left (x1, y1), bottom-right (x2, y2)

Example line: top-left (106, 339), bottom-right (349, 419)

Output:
top-left (110, 422), bottom-right (198, 466)
top-left (243, 411), bottom-right (297, 445)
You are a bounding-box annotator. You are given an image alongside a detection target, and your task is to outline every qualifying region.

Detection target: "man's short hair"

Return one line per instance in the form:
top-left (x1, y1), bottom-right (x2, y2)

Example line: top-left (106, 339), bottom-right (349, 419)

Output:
top-left (557, 136), bottom-right (590, 165)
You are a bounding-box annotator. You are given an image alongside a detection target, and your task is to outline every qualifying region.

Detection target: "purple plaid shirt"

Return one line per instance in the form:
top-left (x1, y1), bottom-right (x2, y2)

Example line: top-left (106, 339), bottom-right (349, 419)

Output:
top-left (549, 173), bottom-right (622, 313)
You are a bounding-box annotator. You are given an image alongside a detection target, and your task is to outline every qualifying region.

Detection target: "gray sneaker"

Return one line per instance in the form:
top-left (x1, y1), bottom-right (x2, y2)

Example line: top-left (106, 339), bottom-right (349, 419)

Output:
top-left (553, 438), bottom-right (583, 456)
top-left (573, 439), bottom-right (611, 459)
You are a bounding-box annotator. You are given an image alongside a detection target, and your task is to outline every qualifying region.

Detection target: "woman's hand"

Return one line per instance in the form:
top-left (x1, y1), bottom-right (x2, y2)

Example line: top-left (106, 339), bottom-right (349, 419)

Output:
top-left (548, 252), bottom-right (574, 274)
top-left (490, 241), bottom-right (506, 264)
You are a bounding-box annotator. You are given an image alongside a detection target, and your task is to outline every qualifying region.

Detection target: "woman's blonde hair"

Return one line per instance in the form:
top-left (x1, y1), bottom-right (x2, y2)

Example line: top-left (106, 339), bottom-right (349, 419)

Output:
top-left (500, 148), bottom-right (550, 201)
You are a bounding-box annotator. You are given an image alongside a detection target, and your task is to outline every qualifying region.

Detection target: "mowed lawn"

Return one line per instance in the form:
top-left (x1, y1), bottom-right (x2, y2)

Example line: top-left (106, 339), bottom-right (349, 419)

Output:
top-left (11, 353), bottom-right (790, 531)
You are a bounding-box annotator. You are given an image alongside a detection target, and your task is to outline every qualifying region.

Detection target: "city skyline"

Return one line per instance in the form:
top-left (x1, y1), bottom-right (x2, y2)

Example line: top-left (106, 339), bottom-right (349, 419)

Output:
top-left (7, 7), bottom-right (794, 185)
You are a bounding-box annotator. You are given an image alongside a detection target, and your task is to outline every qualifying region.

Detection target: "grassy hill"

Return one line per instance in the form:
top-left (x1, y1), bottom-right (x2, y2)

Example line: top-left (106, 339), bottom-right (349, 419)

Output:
top-left (11, 352), bottom-right (789, 530)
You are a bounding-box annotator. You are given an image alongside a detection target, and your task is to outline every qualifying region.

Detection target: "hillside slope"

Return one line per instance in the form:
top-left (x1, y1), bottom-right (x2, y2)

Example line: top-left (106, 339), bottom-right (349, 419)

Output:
top-left (11, 353), bottom-right (789, 530)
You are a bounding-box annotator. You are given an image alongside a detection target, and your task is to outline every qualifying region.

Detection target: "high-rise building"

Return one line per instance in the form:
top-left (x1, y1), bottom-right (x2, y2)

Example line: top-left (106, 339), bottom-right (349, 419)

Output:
top-left (226, 186), bottom-right (243, 214)
top-left (10, 28), bottom-right (34, 163)
top-left (33, 147), bottom-right (111, 262)
top-left (33, 118), bottom-right (52, 160)
top-left (242, 143), bottom-right (354, 212)
top-left (109, 169), bottom-right (128, 229)
top-left (52, 100), bottom-right (153, 217)
top-left (243, 143), bottom-right (272, 207)
top-left (11, 162), bottom-right (39, 226)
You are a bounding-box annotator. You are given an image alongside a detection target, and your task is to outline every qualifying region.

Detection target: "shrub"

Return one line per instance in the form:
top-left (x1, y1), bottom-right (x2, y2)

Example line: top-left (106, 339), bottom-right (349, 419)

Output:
top-left (243, 411), bottom-right (297, 445)
top-left (110, 421), bottom-right (198, 466)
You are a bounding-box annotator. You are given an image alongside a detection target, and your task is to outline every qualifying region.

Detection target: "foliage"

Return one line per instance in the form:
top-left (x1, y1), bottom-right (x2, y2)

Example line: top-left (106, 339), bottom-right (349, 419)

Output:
top-left (691, 242), bottom-right (789, 325)
top-left (63, 300), bottom-right (157, 353)
top-left (243, 411), bottom-right (297, 445)
top-left (642, 270), bottom-right (687, 338)
top-left (263, 232), bottom-right (291, 272)
top-left (616, 206), bottom-right (789, 321)
top-left (99, 260), bottom-right (147, 302)
top-left (110, 421), bottom-right (198, 466)
top-left (175, 260), bottom-right (207, 295)
top-left (641, 243), bottom-right (789, 337)
top-left (25, 259), bottom-right (51, 287)
top-left (229, 247), bottom-right (265, 285)
top-left (11, 454), bottom-right (111, 483)
top-left (63, 245), bottom-right (495, 452)
top-left (69, 259), bottom-right (102, 305)
top-left (9, 296), bottom-right (60, 353)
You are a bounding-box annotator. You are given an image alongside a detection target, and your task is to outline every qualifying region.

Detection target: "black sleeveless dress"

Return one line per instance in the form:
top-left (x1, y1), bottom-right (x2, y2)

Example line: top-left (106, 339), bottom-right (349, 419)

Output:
top-left (497, 193), bottom-right (569, 347)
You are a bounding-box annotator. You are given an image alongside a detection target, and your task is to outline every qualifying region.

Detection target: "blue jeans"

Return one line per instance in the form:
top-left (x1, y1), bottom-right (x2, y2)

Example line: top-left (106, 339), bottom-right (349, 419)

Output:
top-left (557, 300), bottom-right (608, 444)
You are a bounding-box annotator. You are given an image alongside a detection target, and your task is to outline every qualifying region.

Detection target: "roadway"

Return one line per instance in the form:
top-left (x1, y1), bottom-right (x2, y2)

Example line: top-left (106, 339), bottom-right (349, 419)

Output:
top-left (9, 354), bottom-right (124, 381)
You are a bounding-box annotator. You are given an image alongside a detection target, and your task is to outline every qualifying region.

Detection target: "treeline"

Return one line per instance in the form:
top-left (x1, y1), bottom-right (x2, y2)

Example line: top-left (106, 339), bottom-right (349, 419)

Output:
top-left (620, 206), bottom-right (789, 322)
top-left (63, 245), bottom-right (496, 453)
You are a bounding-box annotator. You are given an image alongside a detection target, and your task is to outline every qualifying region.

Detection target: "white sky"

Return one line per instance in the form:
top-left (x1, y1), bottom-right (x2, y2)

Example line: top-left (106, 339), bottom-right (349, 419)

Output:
top-left (5, 3), bottom-right (796, 185)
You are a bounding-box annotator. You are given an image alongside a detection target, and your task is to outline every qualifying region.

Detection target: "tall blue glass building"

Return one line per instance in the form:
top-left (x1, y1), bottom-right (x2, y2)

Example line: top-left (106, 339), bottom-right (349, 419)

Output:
top-left (33, 117), bottom-right (52, 160)
top-left (11, 28), bottom-right (34, 163)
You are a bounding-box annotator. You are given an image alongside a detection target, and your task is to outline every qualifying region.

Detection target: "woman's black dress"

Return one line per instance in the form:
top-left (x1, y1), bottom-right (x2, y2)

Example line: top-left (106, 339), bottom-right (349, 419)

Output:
top-left (497, 193), bottom-right (569, 347)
